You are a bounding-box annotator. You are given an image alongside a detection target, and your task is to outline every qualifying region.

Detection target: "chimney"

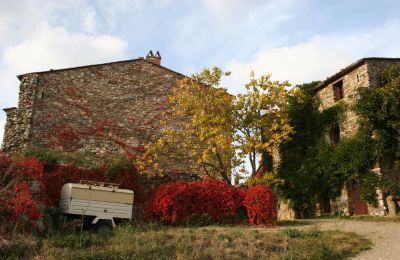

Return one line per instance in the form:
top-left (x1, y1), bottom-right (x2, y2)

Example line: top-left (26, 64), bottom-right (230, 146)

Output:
top-left (145, 50), bottom-right (161, 65)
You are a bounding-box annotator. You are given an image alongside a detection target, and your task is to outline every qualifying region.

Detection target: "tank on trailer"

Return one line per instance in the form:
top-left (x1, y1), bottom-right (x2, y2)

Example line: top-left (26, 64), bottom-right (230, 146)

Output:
top-left (59, 181), bottom-right (134, 228)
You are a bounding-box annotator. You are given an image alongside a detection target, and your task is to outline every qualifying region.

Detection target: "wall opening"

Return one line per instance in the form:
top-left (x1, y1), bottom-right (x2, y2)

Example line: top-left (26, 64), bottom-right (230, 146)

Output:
top-left (329, 123), bottom-right (340, 145)
top-left (333, 80), bottom-right (344, 102)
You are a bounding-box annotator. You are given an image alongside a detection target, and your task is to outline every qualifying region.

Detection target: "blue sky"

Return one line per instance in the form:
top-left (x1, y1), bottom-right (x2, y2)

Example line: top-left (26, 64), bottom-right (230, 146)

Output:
top-left (1, 0), bottom-right (400, 142)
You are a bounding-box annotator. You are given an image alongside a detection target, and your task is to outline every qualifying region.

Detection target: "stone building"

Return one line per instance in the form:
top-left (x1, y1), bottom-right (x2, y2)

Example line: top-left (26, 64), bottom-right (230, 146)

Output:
top-left (315, 57), bottom-right (400, 216)
top-left (1, 51), bottom-right (195, 174)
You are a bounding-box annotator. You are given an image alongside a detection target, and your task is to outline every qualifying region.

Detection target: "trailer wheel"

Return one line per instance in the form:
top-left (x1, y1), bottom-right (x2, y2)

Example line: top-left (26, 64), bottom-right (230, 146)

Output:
top-left (95, 220), bottom-right (113, 234)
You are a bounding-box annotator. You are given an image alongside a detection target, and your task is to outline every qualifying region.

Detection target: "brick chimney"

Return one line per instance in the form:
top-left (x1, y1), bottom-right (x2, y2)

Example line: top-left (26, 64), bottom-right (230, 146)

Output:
top-left (145, 50), bottom-right (161, 65)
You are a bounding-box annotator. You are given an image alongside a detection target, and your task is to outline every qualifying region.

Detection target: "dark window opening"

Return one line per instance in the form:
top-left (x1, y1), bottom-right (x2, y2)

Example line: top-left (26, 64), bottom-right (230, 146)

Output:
top-left (329, 123), bottom-right (340, 144)
top-left (40, 91), bottom-right (45, 99)
top-left (333, 80), bottom-right (344, 102)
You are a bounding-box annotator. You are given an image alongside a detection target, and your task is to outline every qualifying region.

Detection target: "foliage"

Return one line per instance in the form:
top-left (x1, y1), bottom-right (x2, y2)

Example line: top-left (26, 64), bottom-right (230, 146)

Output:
top-left (243, 184), bottom-right (277, 225)
top-left (22, 147), bottom-right (89, 170)
top-left (278, 68), bottom-right (400, 216)
top-left (43, 164), bottom-right (107, 206)
top-left (354, 66), bottom-right (400, 194)
top-left (143, 67), bottom-right (235, 182)
top-left (148, 179), bottom-right (278, 225)
top-left (0, 152), bottom-right (46, 229)
top-left (244, 172), bottom-right (284, 190)
top-left (0, 151), bottom-right (151, 232)
top-left (147, 179), bottom-right (245, 224)
top-left (278, 82), bottom-right (347, 217)
top-left (6, 181), bottom-right (42, 221)
top-left (233, 72), bottom-right (294, 176)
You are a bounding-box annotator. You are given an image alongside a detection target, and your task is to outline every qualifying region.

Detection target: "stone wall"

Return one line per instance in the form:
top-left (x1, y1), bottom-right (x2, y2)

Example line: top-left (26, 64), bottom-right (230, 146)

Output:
top-left (317, 59), bottom-right (400, 216)
top-left (2, 74), bottom-right (39, 152)
top-left (2, 59), bottom-right (197, 173)
top-left (317, 62), bottom-right (369, 139)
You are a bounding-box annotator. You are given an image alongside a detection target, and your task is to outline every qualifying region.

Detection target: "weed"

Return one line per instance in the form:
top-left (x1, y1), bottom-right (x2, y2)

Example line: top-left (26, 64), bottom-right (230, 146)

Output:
top-left (282, 228), bottom-right (303, 238)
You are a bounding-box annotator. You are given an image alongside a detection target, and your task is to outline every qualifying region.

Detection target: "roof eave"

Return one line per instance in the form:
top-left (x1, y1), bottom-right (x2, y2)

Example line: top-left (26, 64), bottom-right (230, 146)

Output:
top-left (314, 57), bottom-right (400, 92)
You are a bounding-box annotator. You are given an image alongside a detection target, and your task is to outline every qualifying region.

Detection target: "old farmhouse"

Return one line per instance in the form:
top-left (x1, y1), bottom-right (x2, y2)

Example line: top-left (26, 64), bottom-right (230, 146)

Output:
top-left (1, 51), bottom-right (195, 175)
top-left (2, 53), bottom-right (400, 217)
top-left (316, 57), bottom-right (400, 216)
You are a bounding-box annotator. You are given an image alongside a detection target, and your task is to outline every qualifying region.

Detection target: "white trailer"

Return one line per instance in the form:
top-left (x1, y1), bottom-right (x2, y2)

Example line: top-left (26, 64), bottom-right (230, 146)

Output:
top-left (59, 181), bottom-right (134, 231)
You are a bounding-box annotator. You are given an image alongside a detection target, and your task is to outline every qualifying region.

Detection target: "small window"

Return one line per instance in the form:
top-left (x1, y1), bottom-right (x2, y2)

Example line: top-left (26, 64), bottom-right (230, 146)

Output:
top-left (39, 91), bottom-right (45, 99)
top-left (333, 80), bottom-right (344, 102)
top-left (329, 123), bottom-right (340, 144)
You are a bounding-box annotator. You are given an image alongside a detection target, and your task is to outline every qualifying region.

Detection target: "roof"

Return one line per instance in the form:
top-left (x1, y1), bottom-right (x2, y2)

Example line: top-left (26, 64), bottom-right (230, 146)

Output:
top-left (17, 58), bottom-right (188, 81)
top-left (3, 107), bottom-right (17, 112)
top-left (315, 57), bottom-right (400, 92)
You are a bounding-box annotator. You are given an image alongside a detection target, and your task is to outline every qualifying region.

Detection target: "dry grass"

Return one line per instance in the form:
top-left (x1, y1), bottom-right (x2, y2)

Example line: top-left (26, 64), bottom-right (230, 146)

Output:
top-left (4, 223), bottom-right (368, 260)
top-left (317, 215), bottom-right (400, 222)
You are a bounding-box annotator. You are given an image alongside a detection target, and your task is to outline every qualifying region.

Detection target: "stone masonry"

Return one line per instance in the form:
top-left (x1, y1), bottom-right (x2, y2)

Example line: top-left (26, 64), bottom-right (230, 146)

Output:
top-left (315, 57), bottom-right (400, 216)
top-left (1, 51), bottom-right (196, 174)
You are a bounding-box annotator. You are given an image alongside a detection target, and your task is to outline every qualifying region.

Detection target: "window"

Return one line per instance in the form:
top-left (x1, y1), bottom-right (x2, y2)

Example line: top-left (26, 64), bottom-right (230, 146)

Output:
top-left (333, 80), bottom-right (344, 102)
top-left (329, 123), bottom-right (340, 145)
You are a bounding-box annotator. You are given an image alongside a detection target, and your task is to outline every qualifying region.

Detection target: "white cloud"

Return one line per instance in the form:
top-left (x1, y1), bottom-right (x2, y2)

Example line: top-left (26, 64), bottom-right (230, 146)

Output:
top-left (0, 23), bottom-right (128, 109)
top-left (200, 0), bottom-right (297, 31)
top-left (224, 20), bottom-right (400, 94)
top-left (3, 24), bottom-right (127, 74)
top-left (0, 0), bottom-right (131, 129)
top-left (0, 0), bottom-right (99, 45)
top-left (0, 120), bottom-right (5, 148)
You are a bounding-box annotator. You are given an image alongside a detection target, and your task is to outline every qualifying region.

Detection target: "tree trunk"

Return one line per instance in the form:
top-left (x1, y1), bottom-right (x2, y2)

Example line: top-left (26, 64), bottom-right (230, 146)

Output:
top-left (261, 132), bottom-right (273, 174)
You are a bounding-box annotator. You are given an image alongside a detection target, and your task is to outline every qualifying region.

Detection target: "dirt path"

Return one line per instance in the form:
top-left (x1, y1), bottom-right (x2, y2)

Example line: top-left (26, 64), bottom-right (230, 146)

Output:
top-left (298, 219), bottom-right (400, 260)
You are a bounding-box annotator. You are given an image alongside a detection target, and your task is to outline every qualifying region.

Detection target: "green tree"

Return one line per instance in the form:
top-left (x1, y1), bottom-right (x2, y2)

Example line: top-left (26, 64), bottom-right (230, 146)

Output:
top-left (278, 82), bottom-right (347, 217)
top-left (354, 66), bottom-right (400, 194)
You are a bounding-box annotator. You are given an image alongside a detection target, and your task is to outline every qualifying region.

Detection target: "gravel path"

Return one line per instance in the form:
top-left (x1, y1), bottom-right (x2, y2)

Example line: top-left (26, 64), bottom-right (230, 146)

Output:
top-left (300, 219), bottom-right (400, 260)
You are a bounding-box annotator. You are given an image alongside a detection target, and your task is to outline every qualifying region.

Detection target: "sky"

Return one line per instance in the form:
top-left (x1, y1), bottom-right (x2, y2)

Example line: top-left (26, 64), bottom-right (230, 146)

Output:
top-left (1, 0), bottom-right (400, 143)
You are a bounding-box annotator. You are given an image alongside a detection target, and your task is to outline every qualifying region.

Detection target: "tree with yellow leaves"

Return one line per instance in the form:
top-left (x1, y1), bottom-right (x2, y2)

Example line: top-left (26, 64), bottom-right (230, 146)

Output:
top-left (143, 67), bottom-right (236, 183)
top-left (233, 72), bottom-right (294, 177)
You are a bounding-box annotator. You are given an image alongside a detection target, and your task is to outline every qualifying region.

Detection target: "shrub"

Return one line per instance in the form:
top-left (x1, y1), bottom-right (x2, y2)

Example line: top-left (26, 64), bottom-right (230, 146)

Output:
top-left (148, 179), bottom-right (278, 225)
top-left (148, 179), bottom-right (244, 224)
top-left (0, 152), bottom-right (46, 228)
top-left (44, 165), bottom-right (107, 206)
top-left (243, 185), bottom-right (277, 225)
top-left (245, 173), bottom-right (284, 189)
top-left (6, 181), bottom-right (42, 221)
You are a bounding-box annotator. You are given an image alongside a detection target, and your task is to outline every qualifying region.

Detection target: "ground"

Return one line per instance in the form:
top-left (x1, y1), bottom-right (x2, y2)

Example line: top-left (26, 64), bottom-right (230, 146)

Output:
top-left (3, 218), bottom-right (399, 259)
top-left (303, 218), bottom-right (400, 260)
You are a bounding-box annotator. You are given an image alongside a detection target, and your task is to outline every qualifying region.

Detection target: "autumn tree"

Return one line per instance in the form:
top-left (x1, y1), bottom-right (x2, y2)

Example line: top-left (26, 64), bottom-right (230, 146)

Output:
top-left (143, 67), bottom-right (236, 183)
top-left (233, 72), bottom-right (293, 176)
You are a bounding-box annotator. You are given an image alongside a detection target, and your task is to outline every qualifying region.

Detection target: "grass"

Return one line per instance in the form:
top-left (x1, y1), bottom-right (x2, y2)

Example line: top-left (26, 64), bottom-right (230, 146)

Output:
top-left (316, 215), bottom-right (400, 222)
top-left (2, 223), bottom-right (371, 260)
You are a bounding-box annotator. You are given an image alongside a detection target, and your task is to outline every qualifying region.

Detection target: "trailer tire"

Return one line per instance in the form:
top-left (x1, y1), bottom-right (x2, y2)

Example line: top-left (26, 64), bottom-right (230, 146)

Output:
top-left (95, 220), bottom-right (113, 234)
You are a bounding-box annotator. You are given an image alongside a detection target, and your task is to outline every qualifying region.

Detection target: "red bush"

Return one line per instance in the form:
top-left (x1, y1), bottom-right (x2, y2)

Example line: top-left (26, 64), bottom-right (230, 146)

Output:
top-left (148, 179), bottom-right (244, 224)
top-left (148, 180), bottom-right (277, 225)
top-left (13, 156), bottom-right (44, 182)
top-left (6, 181), bottom-right (42, 221)
top-left (243, 184), bottom-right (277, 225)
top-left (0, 152), bottom-right (45, 223)
top-left (44, 165), bottom-right (107, 206)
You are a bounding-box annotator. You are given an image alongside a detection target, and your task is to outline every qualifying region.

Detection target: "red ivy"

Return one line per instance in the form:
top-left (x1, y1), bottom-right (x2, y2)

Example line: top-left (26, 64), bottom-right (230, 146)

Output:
top-left (6, 181), bottom-right (42, 221)
top-left (148, 179), bottom-right (245, 224)
top-left (243, 185), bottom-right (277, 226)
top-left (148, 180), bottom-right (277, 225)
top-left (44, 165), bottom-right (107, 206)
